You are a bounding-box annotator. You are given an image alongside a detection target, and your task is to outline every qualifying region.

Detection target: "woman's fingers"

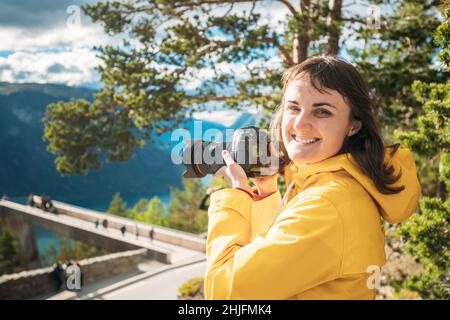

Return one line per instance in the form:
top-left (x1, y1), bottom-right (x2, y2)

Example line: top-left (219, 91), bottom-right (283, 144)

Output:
top-left (213, 150), bottom-right (250, 190)
top-left (250, 172), bottom-right (279, 195)
top-left (213, 151), bottom-right (235, 179)
top-left (214, 166), bottom-right (225, 178)
top-left (222, 150), bottom-right (235, 166)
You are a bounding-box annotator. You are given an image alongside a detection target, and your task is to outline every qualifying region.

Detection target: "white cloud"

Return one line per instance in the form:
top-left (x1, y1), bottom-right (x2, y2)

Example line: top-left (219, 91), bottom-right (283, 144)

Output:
top-left (208, 1), bottom-right (290, 34)
top-left (0, 24), bottom-right (122, 52)
top-left (192, 105), bottom-right (259, 127)
top-left (0, 22), bottom-right (123, 86)
top-left (0, 1), bottom-right (288, 88)
top-left (0, 48), bottom-right (101, 86)
top-left (192, 109), bottom-right (241, 127)
top-left (179, 54), bottom-right (283, 92)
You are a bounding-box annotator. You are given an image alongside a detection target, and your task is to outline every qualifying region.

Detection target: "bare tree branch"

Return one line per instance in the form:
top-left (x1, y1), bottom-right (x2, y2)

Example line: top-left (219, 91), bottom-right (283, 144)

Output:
top-left (276, 0), bottom-right (297, 15)
top-left (261, 37), bottom-right (294, 65)
top-left (339, 17), bottom-right (366, 24)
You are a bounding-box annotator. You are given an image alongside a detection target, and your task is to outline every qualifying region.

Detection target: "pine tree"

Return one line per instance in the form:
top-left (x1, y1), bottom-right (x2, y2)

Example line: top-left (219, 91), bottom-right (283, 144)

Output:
top-left (132, 196), bottom-right (169, 227)
top-left (107, 192), bottom-right (128, 217)
top-left (0, 229), bottom-right (26, 275)
top-left (393, 2), bottom-right (449, 300)
top-left (129, 198), bottom-right (149, 216)
top-left (146, 196), bottom-right (168, 226)
top-left (349, 0), bottom-right (444, 130)
top-left (168, 178), bottom-right (207, 233)
top-left (42, 237), bottom-right (109, 266)
top-left (43, 0), bottom-right (403, 174)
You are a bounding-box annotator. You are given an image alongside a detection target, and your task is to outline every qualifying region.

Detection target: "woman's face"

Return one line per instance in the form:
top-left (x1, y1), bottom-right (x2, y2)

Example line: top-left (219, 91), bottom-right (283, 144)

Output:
top-left (281, 76), bottom-right (360, 165)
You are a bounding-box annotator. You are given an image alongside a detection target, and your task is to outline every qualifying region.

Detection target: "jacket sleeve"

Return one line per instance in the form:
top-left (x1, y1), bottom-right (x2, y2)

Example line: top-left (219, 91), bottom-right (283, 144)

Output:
top-left (204, 188), bottom-right (344, 300)
top-left (250, 189), bottom-right (281, 241)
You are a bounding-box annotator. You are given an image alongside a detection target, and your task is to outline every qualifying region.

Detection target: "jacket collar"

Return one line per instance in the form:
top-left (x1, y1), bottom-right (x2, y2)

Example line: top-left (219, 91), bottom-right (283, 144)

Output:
top-left (289, 153), bottom-right (357, 189)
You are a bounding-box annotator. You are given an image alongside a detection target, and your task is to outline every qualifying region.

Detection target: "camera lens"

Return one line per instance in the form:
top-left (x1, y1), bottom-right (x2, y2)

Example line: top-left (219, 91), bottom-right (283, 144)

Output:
top-left (181, 126), bottom-right (273, 178)
top-left (182, 140), bottom-right (228, 178)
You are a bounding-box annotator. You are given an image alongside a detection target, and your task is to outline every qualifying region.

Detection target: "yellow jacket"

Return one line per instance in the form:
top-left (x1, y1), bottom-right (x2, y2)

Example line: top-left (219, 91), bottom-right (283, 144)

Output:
top-left (204, 147), bottom-right (421, 299)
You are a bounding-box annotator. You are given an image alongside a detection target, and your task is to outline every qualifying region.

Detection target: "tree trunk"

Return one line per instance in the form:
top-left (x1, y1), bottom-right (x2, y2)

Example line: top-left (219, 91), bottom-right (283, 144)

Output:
top-left (437, 152), bottom-right (448, 201)
top-left (294, 0), bottom-right (311, 64)
top-left (326, 0), bottom-right (343, 56)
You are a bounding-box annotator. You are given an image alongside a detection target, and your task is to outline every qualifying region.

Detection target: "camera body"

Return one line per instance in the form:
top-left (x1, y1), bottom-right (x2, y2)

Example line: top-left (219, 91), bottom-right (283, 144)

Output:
top-left (182, 126), bottom-right (273, 178)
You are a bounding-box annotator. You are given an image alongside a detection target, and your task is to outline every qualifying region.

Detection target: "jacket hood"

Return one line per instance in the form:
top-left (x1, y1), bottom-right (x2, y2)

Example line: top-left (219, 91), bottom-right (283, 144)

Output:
top-left (287, 147), bottom-right (421, 224)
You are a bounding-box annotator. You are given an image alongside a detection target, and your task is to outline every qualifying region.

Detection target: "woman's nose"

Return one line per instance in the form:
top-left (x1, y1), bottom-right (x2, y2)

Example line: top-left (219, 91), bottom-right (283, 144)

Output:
top-left (293, 110), bottom-right (313, 132)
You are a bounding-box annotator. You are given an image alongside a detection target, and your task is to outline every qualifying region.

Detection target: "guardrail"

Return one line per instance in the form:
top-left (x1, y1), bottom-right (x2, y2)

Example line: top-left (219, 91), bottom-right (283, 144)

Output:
top-left (32, 196), bottom-right (206, 252)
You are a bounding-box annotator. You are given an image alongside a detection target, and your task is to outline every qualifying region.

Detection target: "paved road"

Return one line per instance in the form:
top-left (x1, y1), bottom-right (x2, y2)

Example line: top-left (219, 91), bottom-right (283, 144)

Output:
top-left (98, 261), bottom-right (207, 300)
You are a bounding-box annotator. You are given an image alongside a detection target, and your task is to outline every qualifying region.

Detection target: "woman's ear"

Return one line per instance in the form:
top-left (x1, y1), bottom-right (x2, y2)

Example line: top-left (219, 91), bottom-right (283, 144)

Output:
top-left (348, 120), bottom-right (362, 137)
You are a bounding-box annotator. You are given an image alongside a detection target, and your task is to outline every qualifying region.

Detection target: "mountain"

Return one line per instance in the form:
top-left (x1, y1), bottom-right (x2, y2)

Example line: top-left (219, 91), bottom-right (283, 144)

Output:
top-left (229, 112), bottom-right (257, 129)
top-left (0, 82), bottom-right (259, 203)
top-left (0, 82), bottom-right (94, 99)
top-left (0, 82), bottom-right (208, 201)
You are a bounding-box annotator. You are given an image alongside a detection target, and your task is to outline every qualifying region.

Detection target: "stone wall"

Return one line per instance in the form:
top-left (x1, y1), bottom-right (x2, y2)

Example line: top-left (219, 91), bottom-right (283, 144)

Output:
top-left (0, 266), bottom-right (54, 300)
top-left (0, 249), bottom-right (147, 300)
top-left (78, 249), bottom-right (147, 284)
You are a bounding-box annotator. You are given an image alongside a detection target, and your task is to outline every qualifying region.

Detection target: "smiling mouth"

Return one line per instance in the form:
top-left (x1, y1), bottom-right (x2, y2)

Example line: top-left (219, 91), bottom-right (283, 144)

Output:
top-left (291, 135), bottom-right (321, 145)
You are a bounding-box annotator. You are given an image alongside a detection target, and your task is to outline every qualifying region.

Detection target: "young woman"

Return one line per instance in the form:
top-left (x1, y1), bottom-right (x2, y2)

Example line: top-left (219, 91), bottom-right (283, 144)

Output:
top-left (204, 56), bottom-right (421, 300)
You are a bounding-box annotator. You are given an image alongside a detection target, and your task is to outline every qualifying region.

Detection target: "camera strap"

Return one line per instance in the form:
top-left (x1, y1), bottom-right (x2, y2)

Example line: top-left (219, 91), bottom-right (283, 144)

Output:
top-left (271, 180), bottom-right (295, 226)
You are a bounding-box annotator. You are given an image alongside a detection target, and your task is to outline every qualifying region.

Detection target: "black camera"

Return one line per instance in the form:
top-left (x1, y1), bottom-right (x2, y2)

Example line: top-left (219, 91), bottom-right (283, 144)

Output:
top-left (181, 126), bottom-right (274, 178)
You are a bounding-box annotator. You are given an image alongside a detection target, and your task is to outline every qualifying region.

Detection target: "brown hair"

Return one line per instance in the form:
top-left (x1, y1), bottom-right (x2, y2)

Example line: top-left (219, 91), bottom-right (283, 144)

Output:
top-left (270, 55), bottom-right (404, 194)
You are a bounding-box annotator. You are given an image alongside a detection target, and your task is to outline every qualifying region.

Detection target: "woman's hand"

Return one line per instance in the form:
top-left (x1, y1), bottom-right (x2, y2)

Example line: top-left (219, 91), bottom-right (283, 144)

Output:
top-left (206, 186), bottom-right (223, 195)
top-left (250, 142), bottom-right (279, 195)
top-left (214, 150), bottom-right (251, 193)
top-left (250, 173), bottom-right (279, 195)
top-left (214, 146), bottom-right (280, 196)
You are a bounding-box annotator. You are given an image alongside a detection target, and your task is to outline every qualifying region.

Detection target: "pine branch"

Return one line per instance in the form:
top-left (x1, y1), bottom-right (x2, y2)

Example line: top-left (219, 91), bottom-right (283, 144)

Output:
top-left (276, 0), bottom-right (297, 15)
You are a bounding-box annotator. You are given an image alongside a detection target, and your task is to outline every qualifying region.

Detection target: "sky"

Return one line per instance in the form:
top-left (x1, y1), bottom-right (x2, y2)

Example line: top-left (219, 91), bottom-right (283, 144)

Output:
top-left (0, 0), bottom-right (371, 124)
top-left (0, 0), bottom-right (120, 87)
top-left (0, 0), bottom-right (295, 87)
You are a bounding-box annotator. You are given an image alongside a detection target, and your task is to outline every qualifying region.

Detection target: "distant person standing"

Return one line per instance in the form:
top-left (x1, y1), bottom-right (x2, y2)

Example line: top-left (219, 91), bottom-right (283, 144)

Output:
top-left (94, 219), bottom-right (99, 229)
top-left (135, 224), bottom-right (139, 240)
top-left (40, 194), bottom-right (49, 212)
top-left (26, 193), bottom-right (35, 207)
top-left (47, 197), bottom-right (58, 214)
top-left (51, 261), bottom-right (64, 292)
top-left (149, 227), bottom-right (154, 243)
top-left (120, 225), bottom-right (126, 236)
top-left (40, 195), bottom-right (57, 214)
top-left (102, 219), bottom-right (108, 232)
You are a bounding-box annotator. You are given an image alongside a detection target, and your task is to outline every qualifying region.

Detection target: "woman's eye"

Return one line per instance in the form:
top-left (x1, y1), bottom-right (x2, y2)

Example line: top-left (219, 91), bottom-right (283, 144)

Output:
top-left (315, 109), bottom-right (331, 116)
top-left (287, 104), bottom-right (299, 111)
